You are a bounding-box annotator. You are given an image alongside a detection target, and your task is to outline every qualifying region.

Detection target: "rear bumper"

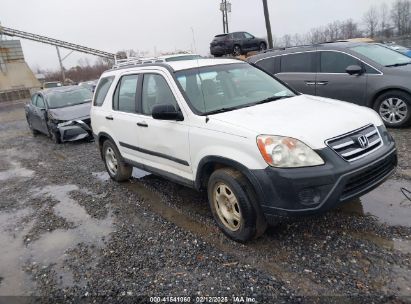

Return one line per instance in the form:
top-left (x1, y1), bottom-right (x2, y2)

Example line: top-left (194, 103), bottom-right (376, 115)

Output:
top-left (252, 127), bottom-right (397, 220)
top-left (210, 45), bottom-right (231, 55)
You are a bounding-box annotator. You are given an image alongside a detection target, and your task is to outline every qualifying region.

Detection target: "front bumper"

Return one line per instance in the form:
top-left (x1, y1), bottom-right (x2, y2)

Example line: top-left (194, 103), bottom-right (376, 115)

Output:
top-left (252, 126), bottom-right (397, 221)
top-left (54, 118), bottom-right (92, 142)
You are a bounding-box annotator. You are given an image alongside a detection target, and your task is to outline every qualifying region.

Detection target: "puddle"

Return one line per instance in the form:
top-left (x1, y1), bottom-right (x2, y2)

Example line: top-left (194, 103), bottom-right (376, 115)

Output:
top-left (349, 231), bottom-right (411, 255)
top-left (0, 161), bottom-right (34, 181)
top-left (339, 179), bottom-right (411, 227)
top-left (0, 185), bottom-right (113, 295)
top-left (92, 168), bottom-right (150, 182)
top-left (0, 209), bottom-right (34, 295)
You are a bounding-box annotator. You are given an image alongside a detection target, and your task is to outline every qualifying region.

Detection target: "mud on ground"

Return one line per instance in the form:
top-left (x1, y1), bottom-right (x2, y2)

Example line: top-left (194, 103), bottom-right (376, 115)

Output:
top-left (0, 101), bottom-right (410, 303)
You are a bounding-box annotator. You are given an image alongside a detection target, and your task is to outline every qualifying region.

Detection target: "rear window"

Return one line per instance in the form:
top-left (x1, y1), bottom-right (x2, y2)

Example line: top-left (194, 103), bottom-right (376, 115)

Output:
top-left (214, 34), bottom-right (227, 41)
top-left (280, 52), bottom-right (315, 73)
top-left (93, 76), bottom-right (114, 106)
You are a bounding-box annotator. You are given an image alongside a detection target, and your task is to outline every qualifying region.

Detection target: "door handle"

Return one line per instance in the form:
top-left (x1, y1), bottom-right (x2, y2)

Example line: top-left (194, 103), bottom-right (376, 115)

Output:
top-left (105, 116), bottom-right (114, 120)
top-left (305, 81), bottom-right (316, 86)
top-left (317, 81), bottom-right (329, 86)
top-left (137, 122), bottom-right (148, 127)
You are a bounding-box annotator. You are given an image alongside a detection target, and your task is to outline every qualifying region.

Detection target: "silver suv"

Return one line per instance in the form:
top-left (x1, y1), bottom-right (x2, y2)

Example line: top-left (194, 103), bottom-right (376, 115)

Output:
top-left (249, 42), bottom-right (411, 127)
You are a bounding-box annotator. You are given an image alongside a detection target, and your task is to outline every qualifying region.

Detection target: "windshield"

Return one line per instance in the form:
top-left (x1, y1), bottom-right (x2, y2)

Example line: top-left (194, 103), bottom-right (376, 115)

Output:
top-left (175, 63), bottom-right (295, 115)
top-left (350, 44), bottom-right (411, 66)
top-left (47, 88), bottom-right (93, 109)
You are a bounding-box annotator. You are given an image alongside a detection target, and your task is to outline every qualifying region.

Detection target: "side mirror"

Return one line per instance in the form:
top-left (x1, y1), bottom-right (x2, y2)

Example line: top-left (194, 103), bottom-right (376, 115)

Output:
top-left (346, 65), bottom-right (363, 75)
top-left (152, 104), bottom-right (183, 121)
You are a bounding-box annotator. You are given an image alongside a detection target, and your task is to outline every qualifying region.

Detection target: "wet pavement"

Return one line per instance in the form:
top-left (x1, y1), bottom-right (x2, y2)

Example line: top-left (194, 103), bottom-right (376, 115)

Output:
top-left (0, 100), bottom-right (410, 302)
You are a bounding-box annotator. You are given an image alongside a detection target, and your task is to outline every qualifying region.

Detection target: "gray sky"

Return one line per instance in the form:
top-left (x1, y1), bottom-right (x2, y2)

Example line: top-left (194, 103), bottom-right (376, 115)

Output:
top-left (0, 0), bottom-right (395, 71)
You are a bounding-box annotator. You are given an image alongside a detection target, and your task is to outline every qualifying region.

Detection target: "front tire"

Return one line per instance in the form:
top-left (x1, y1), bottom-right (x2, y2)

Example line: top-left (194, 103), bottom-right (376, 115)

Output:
top-left (374, 90), bottom-right (411, 127)
top-left (207, 168), bottom-right (266, 242)
top-left (102, 140), bottom-right (132, 182)
top-left (27, 118), bottom-right (39, 136)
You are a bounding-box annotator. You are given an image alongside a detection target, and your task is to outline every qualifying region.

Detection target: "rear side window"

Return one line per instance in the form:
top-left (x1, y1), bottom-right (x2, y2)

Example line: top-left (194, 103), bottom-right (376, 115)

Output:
top-left (280, 52), bottom-right (315, 73)
top-left (113, 74), bottom-right (138, 113)
top-left (320, 51), bottom-right (360, 73)
top-left (93, 76), bottom-right (114, 106)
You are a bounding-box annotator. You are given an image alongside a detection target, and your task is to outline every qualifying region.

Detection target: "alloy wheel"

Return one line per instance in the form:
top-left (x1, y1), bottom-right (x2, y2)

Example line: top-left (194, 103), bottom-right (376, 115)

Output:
top-left (379, 97), bottom-right (408, 124)
top-left (212, 182), bottom-right (242, 231)
top-left (105, 147), bottom-right (118, 175)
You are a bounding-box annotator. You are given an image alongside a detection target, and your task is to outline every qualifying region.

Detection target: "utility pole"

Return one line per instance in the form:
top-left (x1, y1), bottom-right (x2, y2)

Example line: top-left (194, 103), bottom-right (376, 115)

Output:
top-left (220, 0), bottom-right (231, 33)
top-left (56, 46), bottom-right (65, 83)
top-left (262, 0), bottom-right (273, 49)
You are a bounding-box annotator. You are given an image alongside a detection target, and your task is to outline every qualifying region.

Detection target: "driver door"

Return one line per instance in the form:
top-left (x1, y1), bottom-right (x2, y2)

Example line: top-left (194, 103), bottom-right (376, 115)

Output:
top-left (316, 51), bottom-right (367, 105)
top-left (31, 94), bottom-right (49, 134)
top-left (134, 71), bottom-right (192, 182)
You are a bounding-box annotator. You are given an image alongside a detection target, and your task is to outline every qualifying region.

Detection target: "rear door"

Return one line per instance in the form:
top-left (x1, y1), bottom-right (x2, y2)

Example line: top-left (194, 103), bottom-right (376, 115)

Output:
top-left (109, 73), bottom-right (145, 165)
top-left (276, 51), bottom-right (317, 95)
top-left (135, 71), bottom-right (192, 182)
top-left (316, 50), bottom-right (367, 105)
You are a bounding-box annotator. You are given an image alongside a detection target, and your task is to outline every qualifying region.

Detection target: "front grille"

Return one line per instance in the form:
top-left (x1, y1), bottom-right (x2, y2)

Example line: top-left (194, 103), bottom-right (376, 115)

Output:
top-left (326, 124), bottom-right (383, 162)
top-left (341, 152), bottom-right (396, 200)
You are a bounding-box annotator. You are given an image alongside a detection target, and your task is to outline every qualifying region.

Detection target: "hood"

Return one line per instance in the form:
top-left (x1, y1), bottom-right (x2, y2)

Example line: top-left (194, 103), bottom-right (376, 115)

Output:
top-left (48, 102), bottom-right (91, 121)
top-left (209, 95), bottom-right (383, 149)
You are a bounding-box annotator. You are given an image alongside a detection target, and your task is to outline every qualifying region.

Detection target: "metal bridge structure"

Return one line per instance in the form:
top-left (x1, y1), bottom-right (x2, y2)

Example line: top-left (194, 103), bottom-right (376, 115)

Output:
top-left (0, 25), bottom-right (116, 82)
top-left (0, 26), bottom-right (115, 59)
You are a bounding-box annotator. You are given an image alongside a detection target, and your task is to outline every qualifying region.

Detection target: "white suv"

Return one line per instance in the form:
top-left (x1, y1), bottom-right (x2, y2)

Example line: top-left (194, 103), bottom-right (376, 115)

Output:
top-left (91, 58), bottom-right (397, 242)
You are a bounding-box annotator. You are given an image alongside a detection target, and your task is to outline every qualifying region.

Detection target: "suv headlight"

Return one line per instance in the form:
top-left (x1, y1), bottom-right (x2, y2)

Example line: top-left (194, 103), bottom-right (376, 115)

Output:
top-left (257, 135), bottom-right (324, 168)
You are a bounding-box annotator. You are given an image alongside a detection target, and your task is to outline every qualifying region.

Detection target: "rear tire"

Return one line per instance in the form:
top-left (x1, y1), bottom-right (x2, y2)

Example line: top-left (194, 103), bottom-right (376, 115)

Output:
top-left (207, 168), bottom-right (267, 242)
top-left (102, 140), bottom-right (132, 182)
top-left (259, 42), bottom-right (267, 51)
top-left (374, 90), bottom-right (411, 127)
top-left (233, 45), bottom-right (242, 57)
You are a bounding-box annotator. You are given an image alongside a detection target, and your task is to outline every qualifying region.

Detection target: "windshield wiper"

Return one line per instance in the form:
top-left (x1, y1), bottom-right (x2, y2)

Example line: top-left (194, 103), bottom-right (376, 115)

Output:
top-left (253, 95), bottom-right (292, 105)
top-left (204, 107), bottom-right (239, 115)
top-left (385, 62), bottom-right (411, 67)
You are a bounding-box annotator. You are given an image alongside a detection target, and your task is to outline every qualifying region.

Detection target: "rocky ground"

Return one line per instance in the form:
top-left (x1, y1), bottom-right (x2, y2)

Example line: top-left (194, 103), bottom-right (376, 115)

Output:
top-left (0, 100), bottom-right (410, 303)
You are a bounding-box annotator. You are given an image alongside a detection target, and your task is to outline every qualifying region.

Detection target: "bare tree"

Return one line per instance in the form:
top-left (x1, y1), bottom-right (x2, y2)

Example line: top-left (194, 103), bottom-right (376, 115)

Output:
top-left (380, 3), bottom-right (390, 37)
top-left (340, 19), bottom-right (361, 39)
top-left (391, 0), bottom-right (411, 36)
top-left (363, 6), bottom-right (380, 38)
top-left (282, 34), bottom-right (292, 47)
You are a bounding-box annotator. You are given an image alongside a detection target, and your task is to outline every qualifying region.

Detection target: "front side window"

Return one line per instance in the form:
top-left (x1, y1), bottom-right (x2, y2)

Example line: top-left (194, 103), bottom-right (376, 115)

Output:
top-left (142, 74), bottom-right (177, 115)
top-left (47, 88), bottom-right (92, 109)
top-left (113, 74), bottom-right (138, 113)
top-left (36, 95), bottom-right (46, 108)
top-left (175, 63), bottom-right (295, 115)
top-left (320, 51), bottom-right (360, 73)
top-left (244, 32), bottom-right (253, 39)
top-left (350, 44), bottom-right (411, 67)
top-left (93, 76), bottom-right (114, 106)
top-left (280, 52), bottom-right (315, 73)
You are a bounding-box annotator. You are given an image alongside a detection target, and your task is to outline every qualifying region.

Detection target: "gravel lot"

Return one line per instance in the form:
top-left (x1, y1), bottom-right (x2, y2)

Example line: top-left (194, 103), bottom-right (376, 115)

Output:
top-left (0, 100), bottom-right (410, 303)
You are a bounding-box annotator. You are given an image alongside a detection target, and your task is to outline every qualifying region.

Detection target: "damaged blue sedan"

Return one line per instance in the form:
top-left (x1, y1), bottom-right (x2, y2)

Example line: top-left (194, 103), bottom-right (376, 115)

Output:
top-left (25, 86), bottom-right (93, 143)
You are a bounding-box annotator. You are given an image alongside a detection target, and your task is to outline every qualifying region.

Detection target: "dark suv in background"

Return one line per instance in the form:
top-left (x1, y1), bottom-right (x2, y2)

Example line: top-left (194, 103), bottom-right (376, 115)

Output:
top-left (210, 32), bottom-right (267, 57)
top-left (249, 42), bottom-right (411, 127)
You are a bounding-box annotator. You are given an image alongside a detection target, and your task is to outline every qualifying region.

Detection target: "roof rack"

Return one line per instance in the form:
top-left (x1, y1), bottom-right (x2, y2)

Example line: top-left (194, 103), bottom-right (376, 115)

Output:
top-left (112, 56), bottom-right (166, 69)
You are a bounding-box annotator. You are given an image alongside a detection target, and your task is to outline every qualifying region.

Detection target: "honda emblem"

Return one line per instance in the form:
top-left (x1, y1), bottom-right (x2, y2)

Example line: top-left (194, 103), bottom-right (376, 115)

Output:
top-left (357, 135), bottom-right (369, 148)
